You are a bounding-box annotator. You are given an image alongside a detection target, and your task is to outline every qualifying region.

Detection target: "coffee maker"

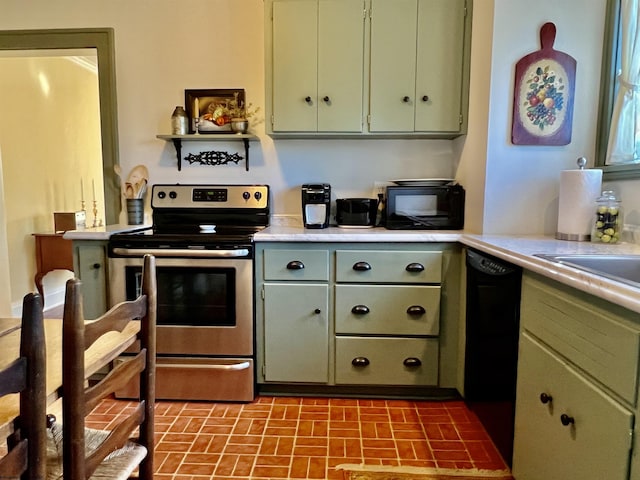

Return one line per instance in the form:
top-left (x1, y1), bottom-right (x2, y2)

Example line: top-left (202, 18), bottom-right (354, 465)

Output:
top-left (301, 184), bottom-right (331, 228)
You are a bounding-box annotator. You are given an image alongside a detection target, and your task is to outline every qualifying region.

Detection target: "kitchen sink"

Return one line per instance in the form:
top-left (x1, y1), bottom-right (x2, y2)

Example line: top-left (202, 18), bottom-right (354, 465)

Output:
top-left (535, 254), bottom-right (640, 288)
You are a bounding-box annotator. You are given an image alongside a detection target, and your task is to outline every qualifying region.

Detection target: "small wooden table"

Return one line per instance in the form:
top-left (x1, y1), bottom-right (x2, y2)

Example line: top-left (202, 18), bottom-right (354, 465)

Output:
top-left (0, 318), bottom-right (139, 439)
top-left (32, 233), bottom-right (74, 301)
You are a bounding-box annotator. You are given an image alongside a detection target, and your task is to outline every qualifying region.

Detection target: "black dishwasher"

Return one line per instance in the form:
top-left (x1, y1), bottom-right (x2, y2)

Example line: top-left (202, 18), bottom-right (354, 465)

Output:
top-left (464, 248), bottom-right (522, 467)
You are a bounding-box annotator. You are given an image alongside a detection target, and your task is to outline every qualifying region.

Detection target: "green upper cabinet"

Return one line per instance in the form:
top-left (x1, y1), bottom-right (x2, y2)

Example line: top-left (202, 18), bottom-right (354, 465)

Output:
top-left (269, 0), bottom-right (365, 133)
top-left (265, 0), bottom-right (471, 138)
top-left (369, 0), bottom-right (467, 133)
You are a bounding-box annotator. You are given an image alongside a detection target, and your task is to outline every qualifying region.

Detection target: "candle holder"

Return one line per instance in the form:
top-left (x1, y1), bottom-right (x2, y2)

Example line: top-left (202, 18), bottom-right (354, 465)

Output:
top-left (92, 200), bottom-right (99, 228)
top-left (80, 200), bottom-right (87, 228)
top-left (194, 117), bottom-right (201, 135)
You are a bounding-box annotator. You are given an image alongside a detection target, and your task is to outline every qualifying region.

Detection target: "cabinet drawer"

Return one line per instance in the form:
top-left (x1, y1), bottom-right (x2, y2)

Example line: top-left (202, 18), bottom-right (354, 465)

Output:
top-left (263, 249), bottom-right (329, 281)
top-left (335, 285), bottom-right (440, 336)
top-left (521, 274), bottom-right (640, 403)
top-left (335, 250), bottom-right (442, 283)
top-left (513, 334), bottom-right (633, 480)
top-left (335, 336), bottom-right (438, 385)
top-left (116, 357), bottom-right (255, 402)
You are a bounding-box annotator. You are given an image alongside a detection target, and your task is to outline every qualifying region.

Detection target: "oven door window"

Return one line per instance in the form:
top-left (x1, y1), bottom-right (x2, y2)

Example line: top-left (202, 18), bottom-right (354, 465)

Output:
top-left (124, 266), bottom-right (236, 327)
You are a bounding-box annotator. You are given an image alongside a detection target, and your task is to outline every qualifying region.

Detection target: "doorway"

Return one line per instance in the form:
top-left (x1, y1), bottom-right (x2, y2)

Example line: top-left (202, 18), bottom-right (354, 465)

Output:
top-left (0, 51), bottom-right (103, 315)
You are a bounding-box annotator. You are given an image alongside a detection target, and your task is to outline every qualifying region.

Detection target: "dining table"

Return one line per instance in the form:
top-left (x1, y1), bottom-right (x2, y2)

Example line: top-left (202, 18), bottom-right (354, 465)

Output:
top-left (0, 316), bottom-right (140, 439)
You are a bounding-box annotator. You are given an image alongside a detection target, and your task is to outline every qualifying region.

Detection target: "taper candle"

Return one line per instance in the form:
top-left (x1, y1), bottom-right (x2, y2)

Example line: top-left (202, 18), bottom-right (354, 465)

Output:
top-left (80, 178), bottom-right (84, 202)
top-left (92, 179), bottom-right (96, 201)
top-left (194, 98), bottom-right (199, 118)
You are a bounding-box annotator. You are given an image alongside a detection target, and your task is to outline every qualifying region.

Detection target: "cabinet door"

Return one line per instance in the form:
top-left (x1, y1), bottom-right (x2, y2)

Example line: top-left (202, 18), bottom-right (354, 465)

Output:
top-left (369, 0), bottom-right (417, 132)
top-left (263, 283), bottom-right (329, 383)
top-left (317, 0), bottom-right (364, 132)
top-left (513, 334), bottom-right (633, 480)
top-left (271, 0), bottom-right (364, 133)
top-left (414, 0), bottom-right (465, 132)
top-left (272, 0), bottom-right (318, 131)
top-left (370, 0), bottom-right (466, 133)
top-left (73, 242), bottom-right (107, 319)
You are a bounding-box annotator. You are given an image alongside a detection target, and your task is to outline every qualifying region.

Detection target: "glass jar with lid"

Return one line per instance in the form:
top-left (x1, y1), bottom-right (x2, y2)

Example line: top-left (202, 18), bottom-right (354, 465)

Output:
top-left (591, 190), bottom-right (623, 243)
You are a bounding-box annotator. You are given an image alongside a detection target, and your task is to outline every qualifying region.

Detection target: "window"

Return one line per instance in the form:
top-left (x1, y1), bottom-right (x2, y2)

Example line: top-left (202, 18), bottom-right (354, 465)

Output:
top-left (595, 0), bottom-right (640, 179)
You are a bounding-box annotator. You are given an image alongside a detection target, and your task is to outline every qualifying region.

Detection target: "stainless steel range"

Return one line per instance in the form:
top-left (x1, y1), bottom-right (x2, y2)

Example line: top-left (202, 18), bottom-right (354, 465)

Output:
top-left (108, 184), bottom-right (269, 401)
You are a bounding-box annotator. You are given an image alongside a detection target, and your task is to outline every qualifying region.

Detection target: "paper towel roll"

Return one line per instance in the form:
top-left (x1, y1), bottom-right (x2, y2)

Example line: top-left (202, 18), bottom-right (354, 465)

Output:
top-left (557, 169), bottom-right (602, 241)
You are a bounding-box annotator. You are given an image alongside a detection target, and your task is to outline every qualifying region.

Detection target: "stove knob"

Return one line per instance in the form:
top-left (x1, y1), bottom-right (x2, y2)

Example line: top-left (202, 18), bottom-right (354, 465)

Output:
top-left (254, 191), bottom-right (262, 200)
top-left (169, 191), bottom-right (177, 199)
top-left (243, 191), bottom-right (251, 200)
top-left (157, 191), bottom-right (166, 199)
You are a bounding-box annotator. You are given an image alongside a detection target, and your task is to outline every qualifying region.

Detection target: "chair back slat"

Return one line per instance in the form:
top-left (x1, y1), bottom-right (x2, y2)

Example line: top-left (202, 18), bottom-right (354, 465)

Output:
top-left (85, 349), bottom-right (146, 412)
top-left (84, 297), bottom-right (147, 348)
top-left (0, 358), bottom-right (27, 396)
top-left (60, 254), bottom-right (156, 480)
top-left (0, 439), bottom-right (28, 476)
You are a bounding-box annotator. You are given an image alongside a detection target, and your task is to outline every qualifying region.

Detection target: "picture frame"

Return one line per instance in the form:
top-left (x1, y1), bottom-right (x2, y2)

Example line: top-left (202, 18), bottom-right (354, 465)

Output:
top-left (184, 88), bottom-right (245, 134)
top-left (511, 23), bottom-right (576, 146)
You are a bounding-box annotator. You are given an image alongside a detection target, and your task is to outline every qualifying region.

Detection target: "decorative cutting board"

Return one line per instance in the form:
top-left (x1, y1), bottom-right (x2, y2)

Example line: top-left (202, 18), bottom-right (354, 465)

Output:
top-left (511, 22), bottom-right (576, 145)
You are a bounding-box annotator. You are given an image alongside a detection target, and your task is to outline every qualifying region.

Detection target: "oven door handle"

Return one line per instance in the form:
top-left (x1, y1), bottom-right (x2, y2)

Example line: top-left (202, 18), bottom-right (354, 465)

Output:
top-left (111, 247), bottom-right (250, 258)
top-left (159, 361), bottom-right (251, 371)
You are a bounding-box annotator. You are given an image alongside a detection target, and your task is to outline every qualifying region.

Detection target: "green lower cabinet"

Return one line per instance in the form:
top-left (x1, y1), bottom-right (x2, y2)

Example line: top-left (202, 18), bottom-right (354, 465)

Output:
top-left (263, 283), bottom-right (329, 383)
top-left (72, 240), bottom-right (108, 319)
top-left (513, 272), bottom-right (639, 480)
top-left (335, 336), bottom-right (439, 386)
top-left (513, 333), bottom-right (633, 480)
top-left (256, 242), bottom-right (461, 391)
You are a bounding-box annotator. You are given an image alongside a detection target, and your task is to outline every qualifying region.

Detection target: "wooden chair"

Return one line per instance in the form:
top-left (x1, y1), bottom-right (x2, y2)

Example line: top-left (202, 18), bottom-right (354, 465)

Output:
top-left (46, 254), bottom-right (156, 480)
top-left (0, 293), bottom-right (46, 480)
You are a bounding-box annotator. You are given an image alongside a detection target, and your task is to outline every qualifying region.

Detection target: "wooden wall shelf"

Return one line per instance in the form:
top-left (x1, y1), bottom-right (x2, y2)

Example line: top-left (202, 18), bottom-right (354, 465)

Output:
top-left (157, 134), bottom-right (259, 171)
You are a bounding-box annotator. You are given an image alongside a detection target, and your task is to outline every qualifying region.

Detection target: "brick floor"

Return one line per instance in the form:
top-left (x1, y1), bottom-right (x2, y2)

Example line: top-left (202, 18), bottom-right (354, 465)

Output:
top-left (87, 396), bottom-right (509, 480)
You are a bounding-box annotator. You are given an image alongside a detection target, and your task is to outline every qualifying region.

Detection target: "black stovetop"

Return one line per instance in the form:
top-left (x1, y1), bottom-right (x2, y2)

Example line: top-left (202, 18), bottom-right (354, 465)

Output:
top-left (111, 184), bottom-right (270, 249)
top-left (109, 224), bottom-right (266, 248)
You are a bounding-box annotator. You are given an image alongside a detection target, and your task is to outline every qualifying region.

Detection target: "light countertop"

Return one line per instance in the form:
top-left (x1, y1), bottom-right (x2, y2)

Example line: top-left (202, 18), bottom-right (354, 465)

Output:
top-left (256, 226), bottom-right (640, 315)
top-left (460, 234), bottom-right (640, 315)
top-left (62, 223), bottom-right (151, 241)
top-left (61, 223), bottom-right (640, 315)
top-left (254, 225), bottom-right (463, 242)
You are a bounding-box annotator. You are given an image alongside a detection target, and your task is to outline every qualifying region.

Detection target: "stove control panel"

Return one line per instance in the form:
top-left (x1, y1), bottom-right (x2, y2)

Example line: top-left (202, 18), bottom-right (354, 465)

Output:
top-left (152, 184), bottom-right (269, 209)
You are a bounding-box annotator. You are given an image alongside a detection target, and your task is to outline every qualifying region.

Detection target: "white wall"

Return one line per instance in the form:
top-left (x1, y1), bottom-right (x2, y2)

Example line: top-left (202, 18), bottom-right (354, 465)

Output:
top-left (0, 0), bottom-right (458, 226)
top-left (480, 0), bottom-right (610, 235)
top-left (454, 0), bottom-right (494, 234)
top-left (1, 0), bottom-right (636, 241)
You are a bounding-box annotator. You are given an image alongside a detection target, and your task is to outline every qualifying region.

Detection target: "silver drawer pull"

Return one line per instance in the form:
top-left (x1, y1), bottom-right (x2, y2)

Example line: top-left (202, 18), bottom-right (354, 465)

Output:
top-left (407, 305), bottom-right (426, 316)
top-left (111, 247), bottom-right (249, 258)
top-left (351, 305), bottom-right (370, 315)
top-left (160, 361), bottom-right (250, 371)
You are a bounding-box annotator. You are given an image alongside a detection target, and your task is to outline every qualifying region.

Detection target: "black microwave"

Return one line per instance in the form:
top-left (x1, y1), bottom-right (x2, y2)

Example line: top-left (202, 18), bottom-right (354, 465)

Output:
top-left (384, 184), bottom-right (465, 230)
